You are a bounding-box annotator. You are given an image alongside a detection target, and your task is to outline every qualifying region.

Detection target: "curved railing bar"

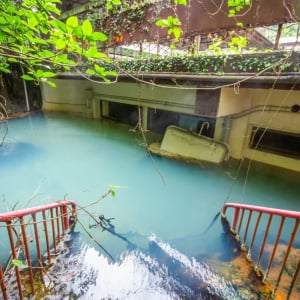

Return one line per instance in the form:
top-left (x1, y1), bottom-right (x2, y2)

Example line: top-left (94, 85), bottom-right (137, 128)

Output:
top-left (222, 202), bottom-right (300, 219)
top-left (0, 200), bottom-right (77, 223)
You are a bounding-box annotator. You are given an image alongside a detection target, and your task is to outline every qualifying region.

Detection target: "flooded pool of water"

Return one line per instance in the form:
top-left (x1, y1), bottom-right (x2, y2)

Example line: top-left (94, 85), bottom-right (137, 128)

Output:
top-left (0, 112), bottom-right (299, 299)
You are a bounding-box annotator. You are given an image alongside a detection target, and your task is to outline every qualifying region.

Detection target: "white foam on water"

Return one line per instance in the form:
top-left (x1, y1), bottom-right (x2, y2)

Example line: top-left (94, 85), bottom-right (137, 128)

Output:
top-left (77, 246), bottom-right (176, 300)
top-left (39, 235), bottom-right (243, 300)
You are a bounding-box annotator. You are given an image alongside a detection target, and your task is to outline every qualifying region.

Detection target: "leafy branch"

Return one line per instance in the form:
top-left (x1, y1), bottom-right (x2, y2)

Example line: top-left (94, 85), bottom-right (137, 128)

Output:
top-left (0, 0), bottom-right (117, 87)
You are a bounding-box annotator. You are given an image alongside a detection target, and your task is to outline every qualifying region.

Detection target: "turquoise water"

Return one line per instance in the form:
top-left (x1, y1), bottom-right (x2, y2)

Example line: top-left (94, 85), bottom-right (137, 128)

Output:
top-left (0, 113), bottom-right (299, 299)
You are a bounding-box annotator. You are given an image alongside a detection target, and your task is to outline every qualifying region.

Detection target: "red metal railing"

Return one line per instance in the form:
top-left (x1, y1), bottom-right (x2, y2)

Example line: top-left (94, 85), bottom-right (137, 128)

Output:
top-left (0, 200), bottom-right (77, 300)
top-left (222, 202), bottom-right (300, 299)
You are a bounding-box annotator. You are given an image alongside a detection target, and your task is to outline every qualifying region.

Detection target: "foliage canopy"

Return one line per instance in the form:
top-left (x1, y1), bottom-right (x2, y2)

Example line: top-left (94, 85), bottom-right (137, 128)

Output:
top-left (0, 0), bottom-right (117, 86)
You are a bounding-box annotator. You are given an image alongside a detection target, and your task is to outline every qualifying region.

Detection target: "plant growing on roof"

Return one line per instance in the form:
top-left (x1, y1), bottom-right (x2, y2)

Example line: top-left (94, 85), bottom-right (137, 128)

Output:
top-left (228, 0), bottom-right (251, 17)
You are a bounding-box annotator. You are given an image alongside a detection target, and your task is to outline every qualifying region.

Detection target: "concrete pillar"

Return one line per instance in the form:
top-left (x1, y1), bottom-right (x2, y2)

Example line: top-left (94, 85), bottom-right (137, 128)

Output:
top-left (85, 88), bottom-right (94, 118)
top-left (92, 97), bottom-right (101, 119)
top-left (102, 101), bottom-right (109, 117)
top-left (142, 106), bottom-right (148, 130)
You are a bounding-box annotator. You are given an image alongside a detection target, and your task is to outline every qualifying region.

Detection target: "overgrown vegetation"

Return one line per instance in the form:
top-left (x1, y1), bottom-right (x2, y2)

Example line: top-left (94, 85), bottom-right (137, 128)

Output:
top-left (0, 0), bottom-right (117, 87)
top-left (105, 51), bottom-right (299, 75)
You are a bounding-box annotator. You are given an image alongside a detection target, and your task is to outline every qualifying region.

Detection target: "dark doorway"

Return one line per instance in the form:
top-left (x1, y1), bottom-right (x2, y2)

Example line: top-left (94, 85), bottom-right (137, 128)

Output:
top-left (107, 102), bottom-right (138, 126)
top-left (147, 109), bottom-right (179, 134)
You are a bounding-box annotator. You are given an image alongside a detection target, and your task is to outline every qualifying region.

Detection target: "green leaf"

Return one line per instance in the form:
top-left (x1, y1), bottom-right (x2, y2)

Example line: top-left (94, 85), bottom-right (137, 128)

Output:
top-left (174, 0), bottom-right (187, 4)
top-left (86, 68), bottom-right (96, 75)
top-left (21, 74), bottom-right (34, 80)
top-left (72, 26), bottom-right (83, 39)
top-left (51, 19), bottom-right (67, 33)
top-left (172, 27), bottom-right (181, 42)
top-left (156, 19), bottom-right (169, 28)
top-left (91, 32), bottom-right (108, 42)
top-left (86, 47), bottom-right (107, 59)
top-left (12, 259), bottom-right (28, 269)
top-left (41, 72), bottom-right (57, 78)
top-left (105, 71), bottom-right (118, 77)
top-left (7, 58), bottom-right (19, 63)
top-left (45, 80), bottom-right (56, 87)
top-left (28, 16), bottom-right (38, 28)
top-left (82, 19), bottom-right (93, 36)
top-left (66, 16), bottom-right (78, 33)
top-left (35, 69), bottom-right (45, 79)
top-left (54, 39), bottom-right (67, 50)
top-left (44, 3), bottom-right (61, 15)
top-left (94, 64), bottom-right (105, 76)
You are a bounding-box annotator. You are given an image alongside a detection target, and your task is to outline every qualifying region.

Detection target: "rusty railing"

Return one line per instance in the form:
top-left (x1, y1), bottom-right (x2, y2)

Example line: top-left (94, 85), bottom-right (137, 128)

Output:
top-left (0, 200), bottom-right (77, 300)
top-left (221, 202), bottom-right (300, 299)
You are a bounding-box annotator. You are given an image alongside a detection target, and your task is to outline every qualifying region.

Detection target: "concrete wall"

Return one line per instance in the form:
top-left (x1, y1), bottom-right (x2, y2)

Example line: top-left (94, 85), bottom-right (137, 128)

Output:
top-left (218, 87), bottom-right (300, 172)
top-left (41, 78), bottom-right (300, 172)
top-left (41, 79), bottom-right (197, 117)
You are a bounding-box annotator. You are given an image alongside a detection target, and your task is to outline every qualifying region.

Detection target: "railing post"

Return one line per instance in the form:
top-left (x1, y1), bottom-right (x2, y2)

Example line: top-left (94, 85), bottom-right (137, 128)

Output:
top-left (32, 213), bottom-right (43, 279)
top-left (272, 218), bottom-right (300, 297)
top-left (20, 217), bottom-right (35, 295)
top-left (61, 205), bottom-right (69, 232)
top-left (256, 214), bottom-right (273, 270)
top-left (263, 216), bottom-right (285, 282)
top-left (0, 262), bottom-right (8, 300)
top-left (242, 210), bottom-right (252, 251)
top-left (247, 211), bottom-right (262, 262)
top-left (231, 207), bottom-right (240, 234)
top-left (222, 202), bottom-right (300, 298)
top-left (42, 210), bottom-right (51, 263)
top-left (50, 208), bottom-right (57, 253)
top-left (6, 221), bottom-right (24, 300)
top-left (0, 200), bottom-right (77, 299)
top-left (287, 259), bottom-right (300, 300)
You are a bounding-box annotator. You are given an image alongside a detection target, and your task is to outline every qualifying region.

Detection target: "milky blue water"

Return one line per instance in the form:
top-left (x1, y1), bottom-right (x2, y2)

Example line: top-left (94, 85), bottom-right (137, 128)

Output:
top-left (0, 113), bottom-right (299, 299)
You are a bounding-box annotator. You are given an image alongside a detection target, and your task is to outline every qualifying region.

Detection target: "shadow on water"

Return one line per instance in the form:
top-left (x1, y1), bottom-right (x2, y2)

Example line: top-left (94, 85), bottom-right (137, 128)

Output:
top-left (0, 141), bottom-right (42, 165)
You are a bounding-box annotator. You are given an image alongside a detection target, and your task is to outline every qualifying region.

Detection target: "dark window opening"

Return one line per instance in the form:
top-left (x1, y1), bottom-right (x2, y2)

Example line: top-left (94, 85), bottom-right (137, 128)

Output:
top-left (147, 109), bottom-right (179, 134)
top-left (107, 102), bottom-right (138, 126)
top-left (148, 108), bottom-right (215, 137)
top-left (249, 127), bottom-right (300, 159)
